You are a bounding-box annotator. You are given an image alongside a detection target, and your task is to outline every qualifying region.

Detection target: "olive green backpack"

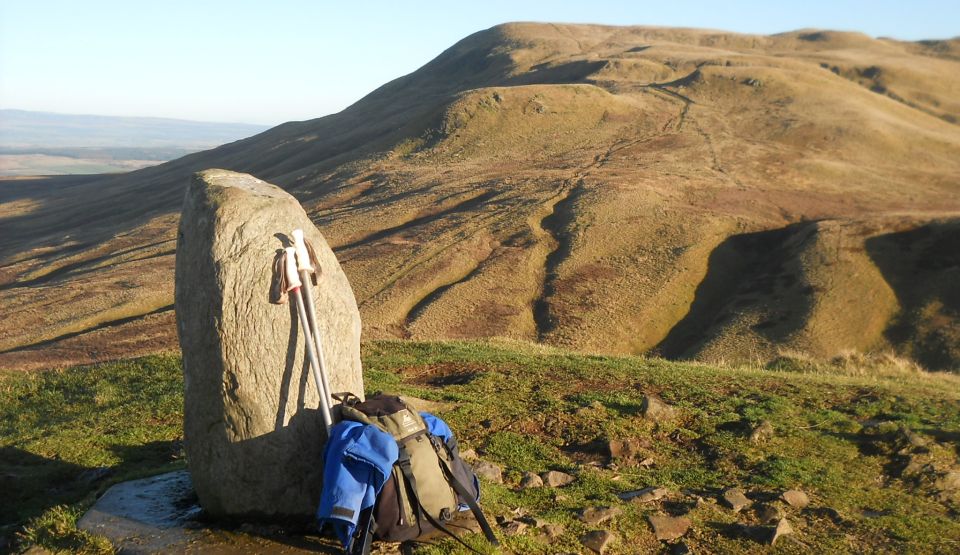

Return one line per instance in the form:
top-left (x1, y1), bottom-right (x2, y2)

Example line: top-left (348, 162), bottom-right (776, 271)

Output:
top-left (337, 393), bottom-right (498, 554)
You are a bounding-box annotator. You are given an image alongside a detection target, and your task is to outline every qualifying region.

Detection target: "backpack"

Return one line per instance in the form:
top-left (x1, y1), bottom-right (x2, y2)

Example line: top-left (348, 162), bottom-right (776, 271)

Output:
top-left (337, 393), bottom-right (498, 554)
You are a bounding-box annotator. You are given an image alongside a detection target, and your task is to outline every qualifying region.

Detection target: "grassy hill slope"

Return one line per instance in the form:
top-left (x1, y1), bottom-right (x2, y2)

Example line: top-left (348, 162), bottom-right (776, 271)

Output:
top-left (3, 341), bottom-right (959, 553)
top-left (1, 24), bottom-right (959, 371)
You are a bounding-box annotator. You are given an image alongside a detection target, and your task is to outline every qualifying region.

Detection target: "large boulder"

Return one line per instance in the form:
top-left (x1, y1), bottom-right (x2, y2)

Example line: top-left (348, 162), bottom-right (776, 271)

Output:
top-left (175, 169), bottom-right (363, 518)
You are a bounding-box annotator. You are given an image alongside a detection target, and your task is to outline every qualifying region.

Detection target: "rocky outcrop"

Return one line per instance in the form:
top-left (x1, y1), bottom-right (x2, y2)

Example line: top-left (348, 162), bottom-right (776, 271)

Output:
top-left (175, 169), bottom-right (363, 518)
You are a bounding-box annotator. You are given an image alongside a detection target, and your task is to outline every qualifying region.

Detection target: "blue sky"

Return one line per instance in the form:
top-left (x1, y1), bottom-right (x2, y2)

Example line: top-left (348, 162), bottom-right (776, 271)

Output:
top-left (1, 1), bottom-right (956, 125)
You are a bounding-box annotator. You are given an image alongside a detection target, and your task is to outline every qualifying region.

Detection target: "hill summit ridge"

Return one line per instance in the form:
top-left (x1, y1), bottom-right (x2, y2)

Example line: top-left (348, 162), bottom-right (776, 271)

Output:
top-left (1, 22), bottom-right (958, 371)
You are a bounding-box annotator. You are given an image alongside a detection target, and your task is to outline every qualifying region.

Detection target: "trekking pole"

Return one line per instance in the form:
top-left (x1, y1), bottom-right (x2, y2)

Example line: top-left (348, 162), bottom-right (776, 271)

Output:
top-left (292, 229), bottom-right (337, 426)
top-left (283, 246), bottom-right (334, 435)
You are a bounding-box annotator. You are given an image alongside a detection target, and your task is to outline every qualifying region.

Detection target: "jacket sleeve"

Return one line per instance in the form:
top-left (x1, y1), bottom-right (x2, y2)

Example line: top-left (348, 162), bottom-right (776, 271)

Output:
top-left (316, 421), bottom-right (399, 548)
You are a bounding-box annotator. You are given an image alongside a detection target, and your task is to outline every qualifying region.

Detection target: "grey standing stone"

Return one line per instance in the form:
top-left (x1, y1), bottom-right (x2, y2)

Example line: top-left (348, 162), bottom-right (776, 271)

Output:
top-left (175, 169), bottom-right (364, 518)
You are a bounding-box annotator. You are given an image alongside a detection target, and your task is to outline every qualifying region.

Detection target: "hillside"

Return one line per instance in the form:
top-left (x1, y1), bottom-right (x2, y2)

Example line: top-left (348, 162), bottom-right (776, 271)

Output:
top-left (1, 24), bottom-right (959, 371)
top-left (4, 342), bottom-right (960, 553)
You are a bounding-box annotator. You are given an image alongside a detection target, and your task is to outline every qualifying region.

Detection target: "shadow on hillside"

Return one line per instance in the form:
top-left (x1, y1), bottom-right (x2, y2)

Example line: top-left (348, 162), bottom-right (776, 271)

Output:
top-left (865, 220), bottom-right (960, 371)
top-left (655, 223), bottom-right (816, 359)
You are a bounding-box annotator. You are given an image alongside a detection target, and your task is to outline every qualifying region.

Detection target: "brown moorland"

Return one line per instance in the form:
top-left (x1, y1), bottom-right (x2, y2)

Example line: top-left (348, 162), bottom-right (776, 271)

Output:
top-left (1, 23), bottom-right (958, 371)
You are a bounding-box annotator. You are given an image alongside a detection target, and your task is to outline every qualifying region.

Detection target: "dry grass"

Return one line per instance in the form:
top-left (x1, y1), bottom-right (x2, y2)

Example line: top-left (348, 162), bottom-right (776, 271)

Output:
top-left (1, 23), bottom-right (959, 372)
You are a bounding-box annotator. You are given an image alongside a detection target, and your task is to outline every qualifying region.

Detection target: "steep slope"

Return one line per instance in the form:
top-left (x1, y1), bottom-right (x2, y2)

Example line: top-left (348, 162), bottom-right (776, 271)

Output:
top-left (1, 23), bottom-right (959, 371)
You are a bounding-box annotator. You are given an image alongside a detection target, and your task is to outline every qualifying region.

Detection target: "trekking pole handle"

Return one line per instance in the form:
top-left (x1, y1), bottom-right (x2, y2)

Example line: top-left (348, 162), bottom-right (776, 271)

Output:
top-left (283, 247), bottom-right (302, 291)
top-left (292, 229), bottom-right (315, 272)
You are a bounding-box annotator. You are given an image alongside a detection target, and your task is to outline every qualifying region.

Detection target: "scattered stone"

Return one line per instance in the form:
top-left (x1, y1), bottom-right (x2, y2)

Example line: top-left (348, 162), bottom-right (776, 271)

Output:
top-left (936, 470), bottom-right (960, 492)
top-left (647, 514), bottom-right (692, 541)
top-left (743, 77), bottom-right (764, 87)
top-left (473, 461), bottom-right (504, 484)
top-left (810, 506), bottom-right (844, 524)
top-left (769, 518), bottom-right (793, 545)
top-left (641, 395), bottom-right (676, 421)
top-left (898, 427), bottom-right (929, 452)
top-left (618, 486), bottom-right (670, 503)
top-left (517, 515), bottom-right (547, 528)
top-left (542, 470), bottom-right (576, 487)
top-left (577, 506), bottom-right (622, 525)
top-left (755, 503), bottom-right (785, 524)
top-left (459, 448), bottom-right (478, 461)
top-left (519, 471), bottom-right (544, 489)
top-left (500, 520), bottom-right (527, 536)
top-left (781, 489), bottom-right (810, 509)
top-left (750, 420), bottom-right (775, 443)
top-left (670, 541), bottom-right (691, 555)
top-left (581, 530), bottom-right (617, 554)
top-left (639, 457), bottom-right (656, 467)
top-left (520, 472), bottom-right (543, 489)
top-left (695, 495), bottom-right (715, 509)
top-left (542, 523), bottom-right (566, 539)
top-left (607, 438), bottom-right (647, 461)
top-left (901, 454), bottom-right (927, 477)
top-left (721, 488), bottom-right (752, 512)
top-left (176, 169), bottom-right (364, 517)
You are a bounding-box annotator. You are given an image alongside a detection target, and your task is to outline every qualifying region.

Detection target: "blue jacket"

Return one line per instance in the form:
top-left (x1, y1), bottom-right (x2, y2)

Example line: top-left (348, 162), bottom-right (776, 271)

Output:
top-left (316, 412), bottom-right (459, 548)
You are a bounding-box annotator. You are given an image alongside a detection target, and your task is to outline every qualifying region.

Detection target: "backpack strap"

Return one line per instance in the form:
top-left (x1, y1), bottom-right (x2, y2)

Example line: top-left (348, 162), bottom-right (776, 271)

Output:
top-left (396, 446), bottom-right (493, 554)
top-left (347, 507), bottom-right (377, 555)
top-left (426, 438), bottom-right (499, 547)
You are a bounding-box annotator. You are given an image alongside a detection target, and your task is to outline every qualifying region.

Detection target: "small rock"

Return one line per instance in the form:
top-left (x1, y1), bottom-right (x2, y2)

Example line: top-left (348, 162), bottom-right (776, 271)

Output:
top-left (769, 517), bottom-right (793, 545)
top-left (542, 470), bottom-right (576, 487)
top-left (518, 471), bottom-right (544, 489)
top-left (755, 503), bottom-right (785, 524)
top-left (750, 420), bottom-right (775, 443)
top-left (818, 506), bottom-right (843, 523)
top-left (641, 395), bottom-right (676, 421)
top-left (500, 520), bottom-right (527, 536)
top-left (638, 457), bottom-right (656, 467)
top-left (581, 530), bottom-right (617, 554)
top-left (607, 438), bottom-right (647, 461)
top-left (472, 461), bottom-right (503, 484)
top-left (460, 448), bottom-right (478, 461)
top-left (577, 506), bottom-right (622, 525)
top-left (517, 515), bottom-right (547, 528)
top-left (898, 427), bottom-right (929, 452)
top-left (542, 523), bottom-right (565, 539)
top-left (781, 489), bottom-right (810, 509)
top-left (721, 488), bottom-right (752, 512)
top-left (618, 486), bottom-right (670, 503)
top-left (900, 454), bottom-right (927, 477)
top-left (647, 514), bottom-right (692, 541)
top-left (936, 470), bottom-right (960, 492)
top-left (670, 541), bottom-right (691, 555)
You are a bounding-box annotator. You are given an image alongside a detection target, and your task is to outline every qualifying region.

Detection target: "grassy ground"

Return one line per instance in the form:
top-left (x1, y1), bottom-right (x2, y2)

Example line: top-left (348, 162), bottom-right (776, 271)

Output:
top-left (2, 341), bottom-right (959, 553)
